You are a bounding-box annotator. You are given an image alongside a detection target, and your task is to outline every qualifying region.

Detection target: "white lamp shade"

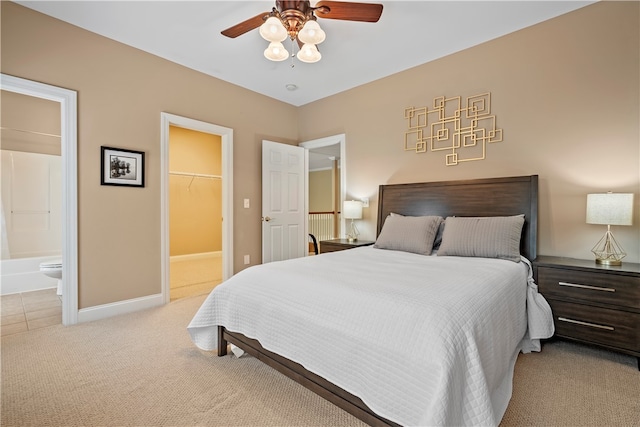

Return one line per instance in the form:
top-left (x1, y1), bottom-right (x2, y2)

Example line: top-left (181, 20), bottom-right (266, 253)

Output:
top-left (343, 200), bottom-right (363, 220)
top-left (264, 42), bottom-right (289, 61)
top-left (297, 43), bottom-right (322, 63)
top-left (298, 20), bottom-right (326, 45)
top-left (586, 193), bottom-right (634, 225)
top-left (259, 16), bottom-right (287, 42)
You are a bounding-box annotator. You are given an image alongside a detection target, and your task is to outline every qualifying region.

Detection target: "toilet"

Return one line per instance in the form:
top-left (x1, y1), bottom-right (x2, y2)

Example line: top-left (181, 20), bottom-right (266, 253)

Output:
top-left (39, 259), bottom-right (62, 296)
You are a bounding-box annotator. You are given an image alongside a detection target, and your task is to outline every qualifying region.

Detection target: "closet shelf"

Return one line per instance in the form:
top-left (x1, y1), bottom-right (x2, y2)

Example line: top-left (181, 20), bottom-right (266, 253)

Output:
top-left (169, 171), bottom-right (221, 179)
top-left (169, 171), bottom-right (221, 191)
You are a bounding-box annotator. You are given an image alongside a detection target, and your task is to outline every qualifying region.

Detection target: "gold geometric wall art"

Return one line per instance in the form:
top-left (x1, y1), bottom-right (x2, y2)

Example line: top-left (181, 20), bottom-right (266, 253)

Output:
top-left (404, 92), bottom-right (503, 166)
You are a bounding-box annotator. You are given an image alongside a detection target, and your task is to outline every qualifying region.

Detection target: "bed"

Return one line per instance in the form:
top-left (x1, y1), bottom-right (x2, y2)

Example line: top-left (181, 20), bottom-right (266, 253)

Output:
top-left (187, 175), bottom-right (554, 426)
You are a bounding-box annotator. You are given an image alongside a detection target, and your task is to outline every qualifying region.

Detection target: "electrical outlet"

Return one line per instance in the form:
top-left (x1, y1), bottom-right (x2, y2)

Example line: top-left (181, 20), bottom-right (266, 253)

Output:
top-left (243, 198), bottom-right (250, 208)
top-left (243, 255), bottom-right (250, 265)
top-left (361, 197), bottom-right (369, 208)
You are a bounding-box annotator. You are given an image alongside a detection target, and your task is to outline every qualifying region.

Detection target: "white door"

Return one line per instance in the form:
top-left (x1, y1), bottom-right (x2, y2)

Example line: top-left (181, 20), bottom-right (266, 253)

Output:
top-left (262, 140), bottom-right (306, 263)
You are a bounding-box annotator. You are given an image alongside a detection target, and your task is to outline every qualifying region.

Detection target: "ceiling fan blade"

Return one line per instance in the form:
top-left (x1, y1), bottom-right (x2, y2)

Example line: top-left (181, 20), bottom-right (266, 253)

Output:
top-left (314, 1), bottom-right (383, 22)
top-left (221, 12), bottom-right (270, 38)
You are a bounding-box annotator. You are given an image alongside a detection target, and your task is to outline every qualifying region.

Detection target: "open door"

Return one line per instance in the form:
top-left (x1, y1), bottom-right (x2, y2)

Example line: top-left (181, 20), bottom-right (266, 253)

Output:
top-left (262, 140), bottom-right (306, 263)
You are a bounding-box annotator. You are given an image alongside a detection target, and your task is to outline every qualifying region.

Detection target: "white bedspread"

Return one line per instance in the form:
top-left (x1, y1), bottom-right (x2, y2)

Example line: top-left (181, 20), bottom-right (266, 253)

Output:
top-left (188, 247), bottom-right (553, 426)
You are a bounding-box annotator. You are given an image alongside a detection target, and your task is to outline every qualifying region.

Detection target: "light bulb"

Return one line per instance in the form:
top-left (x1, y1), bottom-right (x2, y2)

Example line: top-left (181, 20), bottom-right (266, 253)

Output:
top-left (259, 16), bottom-right (287, 42)
top-left (298, 20), bottom-right (326, 45)
top-left (297, 43), bottom-right (321, 63)
top-left (264, 41), bottom-right (289, 61)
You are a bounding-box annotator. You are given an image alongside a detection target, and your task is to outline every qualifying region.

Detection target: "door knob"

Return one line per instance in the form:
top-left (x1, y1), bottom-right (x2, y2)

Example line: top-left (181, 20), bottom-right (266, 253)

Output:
top-left (263, 216), bottom-right (272, 222)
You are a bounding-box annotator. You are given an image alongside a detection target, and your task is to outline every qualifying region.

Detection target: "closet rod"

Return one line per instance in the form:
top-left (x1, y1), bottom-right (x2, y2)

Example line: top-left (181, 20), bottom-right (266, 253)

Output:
top-left (169, 171), bottom-right (221, 179)
top-left (0, 126), bottom-right (61, 138)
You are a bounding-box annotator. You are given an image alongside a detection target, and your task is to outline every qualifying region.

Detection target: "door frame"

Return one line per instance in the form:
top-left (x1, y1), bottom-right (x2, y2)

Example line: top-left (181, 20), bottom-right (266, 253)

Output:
top-left (160, 113), bottom-right (233, 304)
top-left (1, 73), bottom-right (79, 325)
top-left (300, 134), bottom-right (346, 239)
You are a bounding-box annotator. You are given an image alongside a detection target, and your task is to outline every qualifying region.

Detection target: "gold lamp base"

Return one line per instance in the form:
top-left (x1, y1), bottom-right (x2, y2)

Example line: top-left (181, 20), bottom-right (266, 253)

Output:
top-left (591, 228), bottom-right (626, 266)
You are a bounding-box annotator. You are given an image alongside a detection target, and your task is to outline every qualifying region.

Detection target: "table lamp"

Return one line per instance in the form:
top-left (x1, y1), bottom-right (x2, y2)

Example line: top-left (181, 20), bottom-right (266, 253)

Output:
top-left (586, 192), bottom-right (634, 265)
top-left (343, 200), bottom-right (363, 242)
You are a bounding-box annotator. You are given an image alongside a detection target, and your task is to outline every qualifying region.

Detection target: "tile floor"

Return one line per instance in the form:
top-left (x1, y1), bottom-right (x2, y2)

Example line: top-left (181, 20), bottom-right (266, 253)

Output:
top-left (1, 256), bottom-right (223, 336)
top-left (1, 288), bottom-right (61, 337)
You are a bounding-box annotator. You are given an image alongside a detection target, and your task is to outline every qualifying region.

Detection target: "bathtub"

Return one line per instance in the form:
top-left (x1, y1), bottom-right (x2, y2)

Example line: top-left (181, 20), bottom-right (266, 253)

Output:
top-left (0, 255), bottom-right (61, 295)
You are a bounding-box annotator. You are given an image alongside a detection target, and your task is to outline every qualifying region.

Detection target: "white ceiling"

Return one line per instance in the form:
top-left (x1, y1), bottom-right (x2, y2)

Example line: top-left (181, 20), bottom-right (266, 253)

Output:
top-left (16, 1), bottom-right (594, 107)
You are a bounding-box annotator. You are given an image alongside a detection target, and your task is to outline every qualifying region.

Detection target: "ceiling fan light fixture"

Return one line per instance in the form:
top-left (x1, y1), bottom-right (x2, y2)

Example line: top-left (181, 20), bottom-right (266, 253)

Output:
top-left (222, 1), bottom-right (383, 65)
top-left (264, 41), bottom-right (289, 61)
top-left (259, 16), bottom-right (287, 42)
top-left (297, 43), bottom-right (321, 63)
top-left (298, 20), bottom-right (326, 45)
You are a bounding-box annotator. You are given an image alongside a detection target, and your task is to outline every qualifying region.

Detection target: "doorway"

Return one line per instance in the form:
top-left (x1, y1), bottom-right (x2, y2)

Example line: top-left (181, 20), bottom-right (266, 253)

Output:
top-left (0, 74), bottom-right (79, 326)
top-left (300, 134), bottom-right (346, 243)
top-left (160, 113), bottom-right (233, 304)
top-left (168, 126), bottom-right (222, 300)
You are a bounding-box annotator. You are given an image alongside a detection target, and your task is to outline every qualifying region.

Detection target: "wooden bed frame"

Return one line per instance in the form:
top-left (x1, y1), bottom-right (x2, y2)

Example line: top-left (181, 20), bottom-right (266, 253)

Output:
top-left (218, 175), bottom-right (539, 426)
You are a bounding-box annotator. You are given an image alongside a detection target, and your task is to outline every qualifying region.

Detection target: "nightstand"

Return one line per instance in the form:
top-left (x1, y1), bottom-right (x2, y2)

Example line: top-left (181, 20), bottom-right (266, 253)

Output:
top-left (319, 238), bottom-right (374, 254)
top-left (534, 256), bottom-right (640, 370)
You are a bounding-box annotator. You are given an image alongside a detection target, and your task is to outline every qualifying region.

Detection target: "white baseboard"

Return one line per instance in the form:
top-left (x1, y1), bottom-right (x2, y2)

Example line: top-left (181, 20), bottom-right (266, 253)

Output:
top-left (170, 251), bottom-right (222, 263)
top-left (77, 293), bottom-right (163, 324)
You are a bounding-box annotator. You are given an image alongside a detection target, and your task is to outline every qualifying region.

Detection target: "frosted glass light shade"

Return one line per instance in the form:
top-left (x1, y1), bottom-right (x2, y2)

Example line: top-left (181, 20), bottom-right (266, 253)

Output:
top-left (298, 43), bottom-right (321, 63)
top-left (298, 20), bottom-right (326, 45)
top-left (343, 200), bottom-right (363, 219)
top-left (259, 16), bottom-right (287, 42)
top-left (264, 42), bottom-right (288, 61)
top-left (586, 193), bottom-right (634, 225)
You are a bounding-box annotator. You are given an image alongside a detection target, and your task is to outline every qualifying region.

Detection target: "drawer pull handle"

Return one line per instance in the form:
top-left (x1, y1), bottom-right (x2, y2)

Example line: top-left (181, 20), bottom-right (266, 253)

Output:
top-left (558, 317), bottom-right (615, 331)
top-left (558, 281), bottom-right (615, 292)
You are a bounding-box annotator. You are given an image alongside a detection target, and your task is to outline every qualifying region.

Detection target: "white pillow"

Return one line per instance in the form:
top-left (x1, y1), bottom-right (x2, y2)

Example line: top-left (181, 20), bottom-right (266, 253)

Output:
top-left (437, 215), bottom-right (525, 262)
top-left (374, 214), bottom-right (443, 255)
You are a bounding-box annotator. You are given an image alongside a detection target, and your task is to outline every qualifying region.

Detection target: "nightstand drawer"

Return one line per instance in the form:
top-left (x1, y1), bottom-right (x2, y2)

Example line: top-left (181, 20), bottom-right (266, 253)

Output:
top-left (548, 299), bottom-right (640, 353)
top-left (538, 267), bottom-right (640, 309)
top-left (319, 239), bottom-right (374, 254)
top-left (320, 243), bottom-right (346, 253)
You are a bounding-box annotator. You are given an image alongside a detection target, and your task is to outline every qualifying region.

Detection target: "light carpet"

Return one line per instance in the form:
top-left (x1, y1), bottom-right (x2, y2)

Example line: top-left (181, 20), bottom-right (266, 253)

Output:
top-left (2, 293), bottom-right (638, 426)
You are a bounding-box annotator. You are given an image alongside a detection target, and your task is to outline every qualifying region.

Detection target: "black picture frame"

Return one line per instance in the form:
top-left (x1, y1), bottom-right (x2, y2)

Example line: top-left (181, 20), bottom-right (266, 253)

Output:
top-left (100, 146), bottom-right (145, 187)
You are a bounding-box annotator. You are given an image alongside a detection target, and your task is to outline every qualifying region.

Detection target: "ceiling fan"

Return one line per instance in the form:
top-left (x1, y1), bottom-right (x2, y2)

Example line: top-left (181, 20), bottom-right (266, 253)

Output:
top-left (221, 1), bottom-right (383, 63)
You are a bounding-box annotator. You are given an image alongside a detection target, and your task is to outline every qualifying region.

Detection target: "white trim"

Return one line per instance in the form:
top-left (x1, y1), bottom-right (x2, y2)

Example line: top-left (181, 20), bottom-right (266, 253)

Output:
top-left (77, 294), bottom-right (163, 324)
top-left (160, 113), bottom-right (233, 305)
top-left (300, 134), bottom-right (346, 239)
top-left (309, 166), bottom-right (339, 172)
top-left (1, 74), bottom-right (79, 325)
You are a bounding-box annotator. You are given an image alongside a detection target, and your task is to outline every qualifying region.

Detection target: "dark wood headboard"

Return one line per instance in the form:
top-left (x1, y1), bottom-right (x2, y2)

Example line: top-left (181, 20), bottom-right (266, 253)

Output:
top-left (377, 175), bottom-right (538, 260)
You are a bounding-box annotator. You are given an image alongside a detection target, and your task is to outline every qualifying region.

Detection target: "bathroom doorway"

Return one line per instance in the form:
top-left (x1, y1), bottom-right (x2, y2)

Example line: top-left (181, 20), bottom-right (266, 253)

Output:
top-left (0, 74), bottom-right (78, 326)
top-left (160, 113), bottom-right (233, 304)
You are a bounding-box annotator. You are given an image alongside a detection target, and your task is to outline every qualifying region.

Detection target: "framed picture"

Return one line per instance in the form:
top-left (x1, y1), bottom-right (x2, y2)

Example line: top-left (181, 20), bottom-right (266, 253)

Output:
top-left (100, 146), bottom-right (145, 187)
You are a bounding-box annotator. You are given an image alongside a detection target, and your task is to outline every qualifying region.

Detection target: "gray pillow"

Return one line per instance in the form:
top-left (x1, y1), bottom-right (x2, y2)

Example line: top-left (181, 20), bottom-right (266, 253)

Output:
top-left (374, 214), bottom-right (443, 255)
top-left (437, 215), bottom-right (525, 262)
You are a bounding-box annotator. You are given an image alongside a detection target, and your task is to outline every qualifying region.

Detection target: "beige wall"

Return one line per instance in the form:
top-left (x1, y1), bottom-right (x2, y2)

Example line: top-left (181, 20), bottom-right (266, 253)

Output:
top-left (169, 126), bottom-right (222, 256)
top-left (309, 169), bottom-right (333, 213)
top-left (1, 90), bottom-right (61, 155)
top-left (1, 2), bottom-right (298, 309)
top-left (298, 1), bottom-right (640, 263)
